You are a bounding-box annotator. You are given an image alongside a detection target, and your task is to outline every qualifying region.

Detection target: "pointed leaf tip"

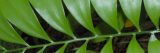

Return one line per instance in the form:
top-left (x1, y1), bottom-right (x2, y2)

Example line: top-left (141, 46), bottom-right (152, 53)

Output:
top-left (64, 0), bottom-right (96, 34)
top-left (0, 15), bottom-right (27, 45)
top-left (100, 38), bottom-right (113, 53)
top-left (0, 0), bottom-right (52, 42)
top-left (148, 33), bottom-right (160, 53)
top-left (91, 0), bottom-right (122, 32)
top-left (119, 0), bottom-right (142, 31)
top-left (37, 46), bottom-right (47, 53)
top-left (144, 0), bottom-right (160, 30)
top-left (127, 35), bottom-right (144, 53)
top-left (55, 43), bottom-right (68, 53)
top-left (29, 0), bottom-right (75, 38)
top-left (76, 40), bottom-right (89, 53)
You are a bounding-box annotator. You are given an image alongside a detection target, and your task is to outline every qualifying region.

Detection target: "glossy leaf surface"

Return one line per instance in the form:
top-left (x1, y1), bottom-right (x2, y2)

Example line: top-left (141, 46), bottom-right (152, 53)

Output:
top-left (144, 0), bottom-right (160, 30)
top-left (64, 0), bottom-right (95, 34)
top-left (119, 0), bottom-right (142, 31)
top-left (29, 0), bottom-right (74, 37)
top-left (0, 15), bottom-right (27, 45)
top-left (91, 0), bottom-right (121, 32)
top-left (0, 0), bottom-right (52, 42)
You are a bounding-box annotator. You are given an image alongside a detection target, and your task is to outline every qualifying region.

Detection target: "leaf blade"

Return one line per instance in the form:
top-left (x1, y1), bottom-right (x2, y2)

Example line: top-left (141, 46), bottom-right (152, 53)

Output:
top-left (100, 38), bottom-right (113, 53)
top-left (64, 0), bottom-right (95, 34)
top-left (91, 0), bottom-right (121, 32)
top-left (144, 0), bottom-right (160, 30)
top-left (37, 46), bottom-right (47, 53)
top-left (76, 40), bottom-right (89, 53)
top-left (29, 0), bottom-right (75, 38)
top-left (127, 35), bottom-right (144, 53)
top-left (0, 15), bottom-right (27, 45)
top-left (55, 43), bottom-right (68, 53)
top-left (148, 33), bottom-right (160, 53)
top-left (0, 0), bottom-right (52, 42)
top-left (119, 0), bottom-right (142, 31)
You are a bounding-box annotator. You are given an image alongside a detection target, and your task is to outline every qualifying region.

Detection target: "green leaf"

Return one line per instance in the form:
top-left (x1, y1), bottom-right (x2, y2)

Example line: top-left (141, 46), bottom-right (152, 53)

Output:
top-left (144, 0), bottom-right (160, 30)
top-left (37, 46), bottom-right (47, 53)
top-left (55, 43), bottom-right (68, 53)
top-left (64, 0), bottom-right (96, 34)
top-left (127, 35), bottom-right (144, 53)
top-left (91, 0), bottom-right (121, 32)
top-left (118, 12), bottom-right (124, 31)
top-left (93, 11), bottom-right (124, 35)
top-left (29, 0), bottom-right (75, 38)
top-left (0, 15), bottom-right (27, 45)
top-left (148, 33), bottom-right (160, 53)
top-left (76, 40), bottom-right (89, 53)
top-left (0, 0), bottom-right (52, 42)
top-left (119, 0), bottom-right (142, 32)
top-left (100, 38), bottom-right (113, 53)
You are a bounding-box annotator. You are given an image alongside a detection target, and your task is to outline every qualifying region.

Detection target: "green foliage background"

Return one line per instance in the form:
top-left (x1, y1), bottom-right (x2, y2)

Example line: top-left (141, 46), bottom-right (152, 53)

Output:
top-left (0, 0), bottom-right (160, 53)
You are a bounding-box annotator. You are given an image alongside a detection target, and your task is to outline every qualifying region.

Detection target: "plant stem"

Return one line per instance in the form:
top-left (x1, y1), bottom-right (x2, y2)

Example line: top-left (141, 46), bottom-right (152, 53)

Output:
top-left (6, 30), bottom-right (160, 52)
